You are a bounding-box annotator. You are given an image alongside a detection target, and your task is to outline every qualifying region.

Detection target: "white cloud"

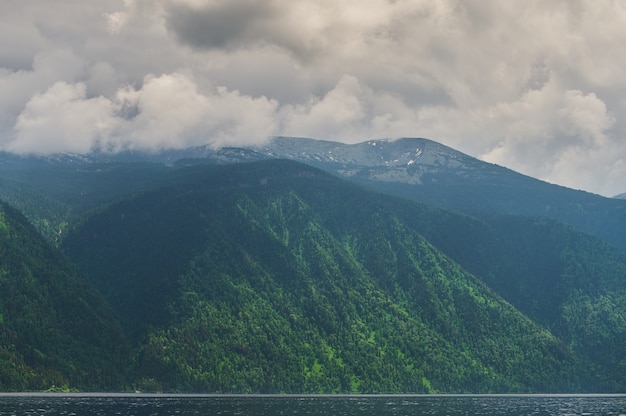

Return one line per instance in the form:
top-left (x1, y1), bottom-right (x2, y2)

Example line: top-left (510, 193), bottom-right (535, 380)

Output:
top-left (6, 72), bottom-right (279, 154)
top-left (9, 82), bottom-right (118, 154)
top-left (281, 75), bottom-right (421, 142)
top-left (114, 72), bottom-right (279, 150)
top-left (0, 49), bottom-right (86, 139)
top-left (480, 82), bottom-right (616, 184)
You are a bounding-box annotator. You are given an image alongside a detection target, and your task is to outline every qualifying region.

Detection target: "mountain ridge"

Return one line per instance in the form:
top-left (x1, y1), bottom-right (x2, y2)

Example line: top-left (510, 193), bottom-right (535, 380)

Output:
top-left (100, 137), bottom-right (626, 253)
top-left (256, 137), bottom-right (626, 253)
top-left (2, 135), bottom-right (625, 255)
top-left (1, 135), bottom-right (625, 254)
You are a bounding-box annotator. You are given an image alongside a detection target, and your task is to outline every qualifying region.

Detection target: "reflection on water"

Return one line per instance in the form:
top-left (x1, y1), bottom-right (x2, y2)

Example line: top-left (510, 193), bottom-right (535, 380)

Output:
top-left (0, 394), bottom-right (625, 415)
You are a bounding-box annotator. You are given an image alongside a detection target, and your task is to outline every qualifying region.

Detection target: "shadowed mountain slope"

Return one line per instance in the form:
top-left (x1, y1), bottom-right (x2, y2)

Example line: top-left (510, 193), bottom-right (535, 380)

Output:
top-left (0, 202), bottom-right (129, 391)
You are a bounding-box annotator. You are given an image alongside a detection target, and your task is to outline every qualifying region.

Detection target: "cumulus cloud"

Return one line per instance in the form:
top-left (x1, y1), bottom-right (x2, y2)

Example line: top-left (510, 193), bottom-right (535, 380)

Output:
top-left (6, 72), bottom-right (279, 154)
top-left (9, 82), bottom-right (117, 154)
top-left (480, 85), bottom-right (619, 194)
top-left (2, 0), bottom-right (626, 195)
top-left (281, 75), bottom-right (420, 142)
top-left (481, 84), bottom-right (615, 170)
top-left (113, 72), bottom-right (279, 150)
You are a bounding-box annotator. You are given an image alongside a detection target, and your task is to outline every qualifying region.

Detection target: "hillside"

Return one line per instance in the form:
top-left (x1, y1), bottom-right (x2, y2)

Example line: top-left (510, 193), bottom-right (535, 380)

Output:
top-left (2, 137), bottom-right (626, 256)
top-left (252, 137), bottom-right (626, 254)
top-left (2, 141), bottom-right (626, 392)
top-left (0, 154), bottom-right (172, 243)
top-left (403, 209), bottom-right (626, 390)
top-left (61, 160), bottom-right (626, 393)
top-left (0, 202), bottom-right (129, 391)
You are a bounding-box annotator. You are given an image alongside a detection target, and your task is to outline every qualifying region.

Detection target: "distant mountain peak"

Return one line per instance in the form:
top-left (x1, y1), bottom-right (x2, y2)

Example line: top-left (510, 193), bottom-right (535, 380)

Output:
top-left (254, 136), bottom-right (474, 170)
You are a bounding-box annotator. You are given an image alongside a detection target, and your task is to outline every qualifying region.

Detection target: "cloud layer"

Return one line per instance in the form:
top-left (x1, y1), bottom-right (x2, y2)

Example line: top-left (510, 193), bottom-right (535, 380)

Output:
top-left (1, 0), bottom-right (626, 196)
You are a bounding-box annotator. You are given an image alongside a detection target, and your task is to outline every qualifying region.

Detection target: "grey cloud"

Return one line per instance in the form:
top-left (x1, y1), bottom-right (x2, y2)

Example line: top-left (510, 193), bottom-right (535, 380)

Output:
top-left (0, 22), bottom-right (45, 71)
top-left (2, 0), bottom-right (626, 196)
top-left (525, 60), bottom-right (551, 92)
top-left (198, 47), bottom-right (319, 103)
top-left (86, 62), bottom-right (119, 98)
top-left (165, 1), bottom-right (277, 50)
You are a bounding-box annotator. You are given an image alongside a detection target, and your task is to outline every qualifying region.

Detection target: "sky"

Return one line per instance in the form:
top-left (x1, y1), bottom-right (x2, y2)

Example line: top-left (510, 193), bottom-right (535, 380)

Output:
top-left (1, 1), bottom-right (625, 197)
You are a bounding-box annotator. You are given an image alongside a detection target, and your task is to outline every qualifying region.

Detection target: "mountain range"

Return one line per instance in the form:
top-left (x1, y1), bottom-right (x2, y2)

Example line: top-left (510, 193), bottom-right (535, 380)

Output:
top-left (6, 136), bottom-right (623, 252)
top-left (258, 137), bottom-right (626, 253)
top-left (0, 137), bottom-right (625, 393)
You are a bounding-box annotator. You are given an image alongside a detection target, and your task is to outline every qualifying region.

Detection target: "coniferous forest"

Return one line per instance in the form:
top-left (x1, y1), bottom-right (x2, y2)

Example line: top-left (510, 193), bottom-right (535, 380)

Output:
top-left (1, 147), bottom-right (626, 393)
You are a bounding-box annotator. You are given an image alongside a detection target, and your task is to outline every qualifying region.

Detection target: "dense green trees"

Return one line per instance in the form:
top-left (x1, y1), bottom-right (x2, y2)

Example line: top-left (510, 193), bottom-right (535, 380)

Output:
top-left (0, 202), bottom-right (129, 391)
top-left (2, 159), bottom-right (626, 392)
top-left (60, 160), bottom-right (618, 392)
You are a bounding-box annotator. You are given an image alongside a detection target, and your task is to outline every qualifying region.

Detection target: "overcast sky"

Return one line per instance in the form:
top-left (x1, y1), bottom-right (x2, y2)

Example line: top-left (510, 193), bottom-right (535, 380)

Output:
top-left (1, 1), bottom-right (625, 196)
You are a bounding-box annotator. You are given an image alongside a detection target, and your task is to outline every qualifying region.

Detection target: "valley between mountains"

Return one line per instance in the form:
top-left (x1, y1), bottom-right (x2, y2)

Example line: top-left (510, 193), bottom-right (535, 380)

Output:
top-left (1, 137), bottom-right (626, 393)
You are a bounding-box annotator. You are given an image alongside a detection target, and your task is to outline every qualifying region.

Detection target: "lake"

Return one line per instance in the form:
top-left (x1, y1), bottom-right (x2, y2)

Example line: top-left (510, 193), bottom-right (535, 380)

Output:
top-left (0, 394), bottom-right (625, 415)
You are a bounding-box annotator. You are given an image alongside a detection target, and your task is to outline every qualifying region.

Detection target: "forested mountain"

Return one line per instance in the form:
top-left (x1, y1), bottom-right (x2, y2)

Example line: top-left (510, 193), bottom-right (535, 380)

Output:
top-left (0, 154), bottom-right (172, 243)
top-left (0, 202), bottom-right (128, 391)
top-left (59, 160), bottom-right (626, 393)
top-left (1, 138), bottom-right (626, 393)
top-left (407, 211), bottom-right (626, 390)
top-left (252, 137), bottom-right (626, 254)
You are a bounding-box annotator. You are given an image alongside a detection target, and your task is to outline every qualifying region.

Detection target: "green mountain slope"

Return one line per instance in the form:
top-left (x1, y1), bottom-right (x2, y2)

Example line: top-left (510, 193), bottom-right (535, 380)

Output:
top-left (399, 210), bottom-right (626, 390)
top-left (63, 160), bottom-right (617, 393)
top-left (0, 202), bottom-right (129, 391)
top-left (2, 154), bottom-right (624, 392)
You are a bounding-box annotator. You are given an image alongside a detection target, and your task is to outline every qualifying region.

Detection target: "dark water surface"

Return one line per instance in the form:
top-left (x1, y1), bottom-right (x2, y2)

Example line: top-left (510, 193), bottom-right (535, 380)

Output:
top-left (0, 394), bottom-right (625, 416)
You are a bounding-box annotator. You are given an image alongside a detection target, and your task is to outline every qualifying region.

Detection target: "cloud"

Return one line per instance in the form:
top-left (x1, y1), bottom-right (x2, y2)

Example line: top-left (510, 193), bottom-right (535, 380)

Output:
top-left (0, 8), bottom-right (47, 71)
top-left (2, 0), bottom-right (626, 195)
top-left (114, 72), bottom-right (279, 150)
top-left (478, 82), bottom-right (619, 194)
top-left (482, 82), bottom-right (614, 159)
top-left (9, 82), bottom-right (117, 154)
top-left (165, 0), bottom-right (278, 51)
top-left (0, 49), bottom-right (86, 139)
top-left (281, 75), bottom-right (420, 142)
top-left (6, 72), bottom-right (279, 154)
